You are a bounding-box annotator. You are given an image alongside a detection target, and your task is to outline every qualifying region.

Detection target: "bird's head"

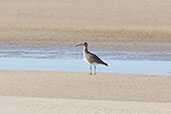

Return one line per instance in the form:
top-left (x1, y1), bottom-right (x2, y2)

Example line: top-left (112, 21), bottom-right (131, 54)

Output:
top-left (75, 42), bottom-right (88, 47)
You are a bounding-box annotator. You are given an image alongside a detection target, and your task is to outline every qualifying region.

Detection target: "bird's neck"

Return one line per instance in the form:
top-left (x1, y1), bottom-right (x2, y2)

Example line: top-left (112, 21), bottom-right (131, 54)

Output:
top-left (83, 46), bottom-right (88, 52)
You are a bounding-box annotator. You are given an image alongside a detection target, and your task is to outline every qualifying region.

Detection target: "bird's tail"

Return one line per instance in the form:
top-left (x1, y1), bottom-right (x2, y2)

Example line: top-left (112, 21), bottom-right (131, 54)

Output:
top-left (103, 62), bottom-right (108, 67)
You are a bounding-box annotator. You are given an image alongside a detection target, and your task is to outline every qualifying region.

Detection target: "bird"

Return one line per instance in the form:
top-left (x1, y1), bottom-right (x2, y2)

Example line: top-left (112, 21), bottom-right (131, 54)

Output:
top-left (75, 42), bottom-right (108, 75)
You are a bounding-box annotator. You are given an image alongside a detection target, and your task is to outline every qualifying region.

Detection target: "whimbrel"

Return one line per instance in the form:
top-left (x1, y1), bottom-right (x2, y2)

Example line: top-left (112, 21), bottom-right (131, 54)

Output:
top-left (75, 42), bottom-right (108, 75)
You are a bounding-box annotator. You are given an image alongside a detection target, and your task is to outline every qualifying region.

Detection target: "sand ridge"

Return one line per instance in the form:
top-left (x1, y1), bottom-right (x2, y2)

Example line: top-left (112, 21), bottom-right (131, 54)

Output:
top-left (0, 71), bottom-right (171, 103)
top-left (0, 0), bottom-right (171, 52)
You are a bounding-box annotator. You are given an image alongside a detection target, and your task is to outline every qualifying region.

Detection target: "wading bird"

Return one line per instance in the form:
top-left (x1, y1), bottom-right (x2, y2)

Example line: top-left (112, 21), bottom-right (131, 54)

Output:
top-left (75, 42), bottom-right (108, 75)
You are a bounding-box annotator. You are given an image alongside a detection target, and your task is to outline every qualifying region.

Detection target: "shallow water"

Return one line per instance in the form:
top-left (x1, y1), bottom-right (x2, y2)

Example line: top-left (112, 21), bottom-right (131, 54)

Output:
top-left (0, 44), bottom-right (170, 75)
top-left (0, 58), bottom-right (170, 75)
top-left (0, 44), bottom-right (170, 61)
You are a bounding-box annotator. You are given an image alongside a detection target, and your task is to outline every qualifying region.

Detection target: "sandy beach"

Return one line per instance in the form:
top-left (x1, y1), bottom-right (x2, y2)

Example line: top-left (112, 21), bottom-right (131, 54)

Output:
top-left (0, 96), bottom-right (171, 114)
top-left (0, 71), bottom-right (171, 114)
top-left (0, 0), bottom-right (171, 113)
top-left (0, 0), bottom-right (171, 52)
top-left (0, 71), bottom-right (171, 102)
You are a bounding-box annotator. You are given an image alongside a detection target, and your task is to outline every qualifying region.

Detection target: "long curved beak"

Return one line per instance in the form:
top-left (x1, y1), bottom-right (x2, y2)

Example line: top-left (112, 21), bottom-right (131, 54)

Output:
top-left (75, 43), bottom-right (83, 47)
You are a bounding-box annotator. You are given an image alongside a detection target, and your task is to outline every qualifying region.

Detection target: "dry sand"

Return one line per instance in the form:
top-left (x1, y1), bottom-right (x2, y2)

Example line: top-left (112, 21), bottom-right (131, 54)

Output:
top-left (0, 71), bottom-right (171, 114)
top-left (0, 96), bottom-right (171, 114)
top-left (1, 71), bottom-right (171, 102)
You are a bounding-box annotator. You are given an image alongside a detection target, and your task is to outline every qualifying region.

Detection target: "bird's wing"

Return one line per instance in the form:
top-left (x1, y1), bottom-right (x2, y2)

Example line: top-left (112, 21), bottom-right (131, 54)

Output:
top-left (88, 52), bottom-right (105, 64)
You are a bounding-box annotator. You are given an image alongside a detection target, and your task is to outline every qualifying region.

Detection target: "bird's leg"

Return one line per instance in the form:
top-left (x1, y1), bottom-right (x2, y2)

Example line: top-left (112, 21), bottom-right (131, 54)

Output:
top-left (94, 64), bottom-right (96, 75)
top-left (89, 64), bottom-right (92, 75)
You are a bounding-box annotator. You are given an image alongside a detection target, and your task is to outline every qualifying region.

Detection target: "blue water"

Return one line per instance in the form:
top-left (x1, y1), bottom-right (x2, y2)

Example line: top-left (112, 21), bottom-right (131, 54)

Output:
top-left (0, 58), bottom-right (170, 75)
top-left (0, 44), bottom-right (170, 75)
top-left (0, 44), bottom-right (170, 61)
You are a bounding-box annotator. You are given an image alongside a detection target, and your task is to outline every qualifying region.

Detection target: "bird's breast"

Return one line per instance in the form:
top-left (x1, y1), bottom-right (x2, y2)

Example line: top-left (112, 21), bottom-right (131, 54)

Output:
top-left (83, 53), bottom-right (91, 64)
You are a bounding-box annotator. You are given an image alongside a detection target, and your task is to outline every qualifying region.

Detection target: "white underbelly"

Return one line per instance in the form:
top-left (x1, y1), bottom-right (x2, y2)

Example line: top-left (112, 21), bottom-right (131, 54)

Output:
top-left (84, 55), bottom-right (90, 64)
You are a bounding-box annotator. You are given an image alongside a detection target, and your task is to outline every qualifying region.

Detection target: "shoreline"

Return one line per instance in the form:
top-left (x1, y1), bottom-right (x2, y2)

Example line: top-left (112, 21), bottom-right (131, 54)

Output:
top-left (0, 28), bottom-right (170, 55)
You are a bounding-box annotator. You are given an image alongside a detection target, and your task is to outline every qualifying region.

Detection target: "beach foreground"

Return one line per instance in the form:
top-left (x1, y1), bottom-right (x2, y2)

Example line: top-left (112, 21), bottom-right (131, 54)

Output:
top-left (0, 71), bottom-right (171, 113)
top-left (0, 96), bottom-right (171, 114)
